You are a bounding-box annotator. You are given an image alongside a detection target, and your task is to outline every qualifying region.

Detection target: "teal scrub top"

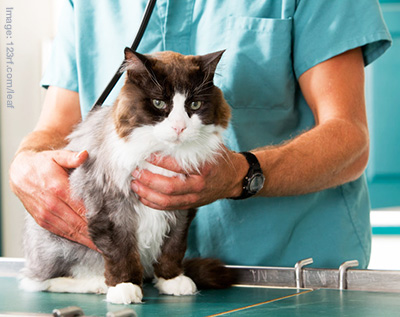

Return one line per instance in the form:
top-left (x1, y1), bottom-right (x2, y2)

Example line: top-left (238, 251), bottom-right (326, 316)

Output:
top-left (42, 0), bottom-right (391, 269)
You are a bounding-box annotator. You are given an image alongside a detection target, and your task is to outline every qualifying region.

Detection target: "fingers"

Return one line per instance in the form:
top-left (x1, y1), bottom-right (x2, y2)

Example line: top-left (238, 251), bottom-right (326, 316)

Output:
top-left (34, 183), bottom-right (97, 250)
top-left (147, 154), bottom-right (188, 174)
top-left (52, 149), bottom-right (89, 169)
top-left (132, 169), bottom-right (205, 196)
top-left (47, 150), bottom-right (96, 247)
top-left (131, 150), bottom-right (242, 210)
top-left (40, 211), bottom-right (97, 251)
top-left (10, 149), bottom-right (98, 251)
top-left (48, 171), bottom-right (87, 220)
top-left (39, 203), bottom-right (96, 250)
top-left (132, 169), bottom-right (204, 210)
top-left (41, 152), bottom-right (88, 221)
top-left (133, 184), bottom-right (200, 211)
top-left (132, 155), bottom-right (219, 210)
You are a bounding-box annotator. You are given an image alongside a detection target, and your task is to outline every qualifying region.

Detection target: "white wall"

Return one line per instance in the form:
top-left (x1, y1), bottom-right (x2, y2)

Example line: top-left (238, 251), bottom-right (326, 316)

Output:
top-left (369, 210), bottom-right (400, 270)
top-left (0, 0), bottom-right (60, 256)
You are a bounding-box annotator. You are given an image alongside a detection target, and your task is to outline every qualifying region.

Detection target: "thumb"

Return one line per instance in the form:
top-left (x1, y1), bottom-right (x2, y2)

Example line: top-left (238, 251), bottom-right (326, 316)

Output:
top-left (52, 150), bottom-right (89, 169)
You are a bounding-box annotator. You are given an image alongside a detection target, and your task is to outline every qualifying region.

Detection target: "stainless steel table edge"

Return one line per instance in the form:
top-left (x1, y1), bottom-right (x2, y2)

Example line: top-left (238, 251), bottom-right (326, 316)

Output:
top-left (1, 258), bottom-right (399, 293)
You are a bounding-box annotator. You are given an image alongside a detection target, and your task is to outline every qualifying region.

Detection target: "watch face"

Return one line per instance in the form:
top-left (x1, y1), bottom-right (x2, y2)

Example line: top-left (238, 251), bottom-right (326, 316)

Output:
top-left (248, 173), bottom-right (265, 193)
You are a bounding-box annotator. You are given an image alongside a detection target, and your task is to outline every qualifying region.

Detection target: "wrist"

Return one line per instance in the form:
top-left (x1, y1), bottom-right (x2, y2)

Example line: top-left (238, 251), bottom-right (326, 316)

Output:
top-left (225, 152), bottom-right (250, 198)
top-left (229, 151), bottom-right (265, 200)
top-left (228, 152), bottom-right (250, 198)
top-left (16, 130), bottom-right (67, 155)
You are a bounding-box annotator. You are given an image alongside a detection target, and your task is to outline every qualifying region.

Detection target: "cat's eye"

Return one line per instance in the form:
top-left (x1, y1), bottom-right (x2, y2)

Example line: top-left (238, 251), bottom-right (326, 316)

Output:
top-left (190, 101), bottom-right (202, 110)
top-left (152, 99), bottom-right (167, 110)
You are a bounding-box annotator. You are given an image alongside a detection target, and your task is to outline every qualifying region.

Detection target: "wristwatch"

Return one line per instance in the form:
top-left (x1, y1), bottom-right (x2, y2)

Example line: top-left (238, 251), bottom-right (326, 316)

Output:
top-left (231, 151), bottom-right (265, 200)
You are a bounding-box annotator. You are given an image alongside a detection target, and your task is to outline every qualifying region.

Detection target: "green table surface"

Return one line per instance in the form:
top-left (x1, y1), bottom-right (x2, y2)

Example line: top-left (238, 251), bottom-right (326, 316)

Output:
top-left (235, 289), bottom-right (400, 317)
top-left (0, 277), bottom-right (305, 316)
top-left (1, 277), bottom-right (400, 316)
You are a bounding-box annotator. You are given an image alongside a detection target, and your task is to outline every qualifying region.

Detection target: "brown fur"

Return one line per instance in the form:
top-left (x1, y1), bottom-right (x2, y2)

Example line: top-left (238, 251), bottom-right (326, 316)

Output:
top-left (153, 209), bottom-right (197, 280)
top-left (104, 251), bottom-right (143, 288)
top-left (183, 258), bottom-right (236, 289)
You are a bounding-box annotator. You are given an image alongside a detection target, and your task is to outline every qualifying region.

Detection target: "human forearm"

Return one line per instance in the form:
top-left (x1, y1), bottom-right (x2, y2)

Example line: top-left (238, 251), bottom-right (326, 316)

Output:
top-left (252, 48), bottom-right (369, 197)
top-left (16, 129), bottom-right (68, 154)
top-left (254, 117), bottom-right (369, 197)
top-left (16, 87), bottom-right (81, 155)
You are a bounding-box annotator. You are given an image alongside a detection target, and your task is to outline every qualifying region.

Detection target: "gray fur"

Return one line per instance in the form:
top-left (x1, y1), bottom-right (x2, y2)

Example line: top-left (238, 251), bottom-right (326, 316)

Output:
top-left (22, 107), bottom-right (125, 281)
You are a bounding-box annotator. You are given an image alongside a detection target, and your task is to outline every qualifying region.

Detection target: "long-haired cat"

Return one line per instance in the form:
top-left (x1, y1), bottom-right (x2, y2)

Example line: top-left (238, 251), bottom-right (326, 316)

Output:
top-left (20, 48), bottom-right (233, 304)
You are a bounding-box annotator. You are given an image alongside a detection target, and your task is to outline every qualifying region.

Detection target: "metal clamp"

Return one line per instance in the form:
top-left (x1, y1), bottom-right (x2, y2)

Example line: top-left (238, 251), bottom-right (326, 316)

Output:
top-left (52, 306), bottom-right (84, 317)
top-left (339, 260), bottom-right (359, 290)
top-left (294, 258), bottom-right (313, 288)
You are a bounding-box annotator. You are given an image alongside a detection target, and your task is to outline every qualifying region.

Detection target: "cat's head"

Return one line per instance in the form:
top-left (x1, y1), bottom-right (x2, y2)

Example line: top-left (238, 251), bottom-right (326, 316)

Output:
top-left (112, 48), bottom-right (231, 150)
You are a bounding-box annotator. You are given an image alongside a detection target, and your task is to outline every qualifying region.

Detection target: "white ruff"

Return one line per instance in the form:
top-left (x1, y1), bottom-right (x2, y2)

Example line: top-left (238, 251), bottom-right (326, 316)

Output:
top-left (108, 122), bottom-right (224, 195)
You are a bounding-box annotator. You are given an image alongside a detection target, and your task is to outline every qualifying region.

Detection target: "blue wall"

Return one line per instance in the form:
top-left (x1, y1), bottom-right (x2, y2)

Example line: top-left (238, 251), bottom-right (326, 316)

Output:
top-left (365, 2), bottom-right (400, 209)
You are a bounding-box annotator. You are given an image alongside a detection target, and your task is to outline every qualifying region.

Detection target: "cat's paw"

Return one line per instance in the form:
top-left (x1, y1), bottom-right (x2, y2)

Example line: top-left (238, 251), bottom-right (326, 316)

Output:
top-left (19, 277), bottom-right (50, 292)
top-left (106, 283), bottom-right (143, 304)
top-left (155, 274), bottom-right (197, 296)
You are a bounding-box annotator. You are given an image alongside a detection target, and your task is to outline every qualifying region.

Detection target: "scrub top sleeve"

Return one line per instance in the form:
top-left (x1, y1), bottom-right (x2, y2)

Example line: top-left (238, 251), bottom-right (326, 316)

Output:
top-left (293, 0), bottom-right (392, 79)
top-left (40, 0), bottom-right (78, 92)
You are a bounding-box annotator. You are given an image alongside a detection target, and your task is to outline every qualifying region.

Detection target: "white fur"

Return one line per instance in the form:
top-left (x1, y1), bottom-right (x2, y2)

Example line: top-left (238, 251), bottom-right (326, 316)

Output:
top-left (165, 93), bottom-right (189, 138)
top-left (48, 276), bottom-right (107, 294)
top-left (20, 276), bottom-right (107, 294)
top-left (155, 274), bottom-right (197, 296)
top-left (20, 277), bottom-right (50, 292)
top-left (134, 202), bottom-right (176, 277)
top-left (107, 283), bottom-right (143, 304)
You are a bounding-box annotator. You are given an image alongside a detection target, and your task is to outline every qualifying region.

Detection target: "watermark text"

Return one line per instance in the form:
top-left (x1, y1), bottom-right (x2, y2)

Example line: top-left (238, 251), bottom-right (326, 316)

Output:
top-left (4, 7), bottom-right (15, 109)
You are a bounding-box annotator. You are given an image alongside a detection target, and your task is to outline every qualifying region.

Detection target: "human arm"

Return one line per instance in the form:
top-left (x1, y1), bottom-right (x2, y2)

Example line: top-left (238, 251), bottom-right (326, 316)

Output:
top-left (131, 47), bottom-right (369, 208)
top-left (9, 86), bottom-right (97, 250)
top-left (253, 47), bottom-right (369, 196)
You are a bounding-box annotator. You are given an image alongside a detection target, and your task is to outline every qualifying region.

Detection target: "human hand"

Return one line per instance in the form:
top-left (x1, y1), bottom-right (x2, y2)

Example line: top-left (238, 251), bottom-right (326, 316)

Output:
top-left (9, 149), bottom-right (98, 251)
top-left (131, 147), bottom-right (248, 210)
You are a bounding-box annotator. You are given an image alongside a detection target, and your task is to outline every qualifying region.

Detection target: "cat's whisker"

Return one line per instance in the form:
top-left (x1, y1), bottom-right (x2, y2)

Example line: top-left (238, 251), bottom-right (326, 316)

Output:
top-left (149, 74), bottom-right (163, 92)
top-left (193, 80), bottom-right (214, 95)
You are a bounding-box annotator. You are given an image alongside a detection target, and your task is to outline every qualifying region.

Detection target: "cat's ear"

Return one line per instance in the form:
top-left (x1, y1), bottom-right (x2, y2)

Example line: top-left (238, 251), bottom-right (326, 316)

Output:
top-left (121, 47), bottom-right (153, 75)
top-left (198, 50), bottom-right (225, 79)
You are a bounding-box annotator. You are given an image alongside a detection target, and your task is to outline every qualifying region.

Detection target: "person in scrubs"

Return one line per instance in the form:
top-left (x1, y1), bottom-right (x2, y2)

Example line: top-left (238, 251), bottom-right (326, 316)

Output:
top-left (10, 0), bottom-right (391, 268)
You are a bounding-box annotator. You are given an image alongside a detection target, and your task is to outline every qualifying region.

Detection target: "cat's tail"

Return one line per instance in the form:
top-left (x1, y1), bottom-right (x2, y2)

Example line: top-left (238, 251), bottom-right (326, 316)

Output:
top-left (183, 258), bottom-right (236, 289)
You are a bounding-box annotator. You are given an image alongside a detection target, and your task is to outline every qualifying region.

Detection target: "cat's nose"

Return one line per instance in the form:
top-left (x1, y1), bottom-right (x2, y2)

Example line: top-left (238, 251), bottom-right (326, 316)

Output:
top-left (173, 125), bottom-right (186, 135)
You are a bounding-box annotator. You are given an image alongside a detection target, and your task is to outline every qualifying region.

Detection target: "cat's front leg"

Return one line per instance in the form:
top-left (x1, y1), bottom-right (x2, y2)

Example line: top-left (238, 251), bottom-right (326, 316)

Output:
top-left (89, 211), bottom-right (144, 304)
top-left (154, 209), bottom-right (197, 296)
top-left (103, 253), bottom-right (144, 304)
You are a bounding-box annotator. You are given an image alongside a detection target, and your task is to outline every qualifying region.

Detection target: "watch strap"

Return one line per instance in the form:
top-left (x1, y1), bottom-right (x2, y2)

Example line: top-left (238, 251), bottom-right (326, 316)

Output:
top-left (241, 151), bottom-right (260, 169)
top-left (230, 151), bottom-right (264, 200)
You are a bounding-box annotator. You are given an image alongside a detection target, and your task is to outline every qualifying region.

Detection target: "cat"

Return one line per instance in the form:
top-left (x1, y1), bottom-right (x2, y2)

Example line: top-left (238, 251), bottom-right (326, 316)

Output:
top-left (20, 48), bottom-right (233, 304)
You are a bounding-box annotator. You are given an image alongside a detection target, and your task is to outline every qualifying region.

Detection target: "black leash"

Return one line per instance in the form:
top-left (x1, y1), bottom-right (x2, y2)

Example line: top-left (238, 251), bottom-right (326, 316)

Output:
top-left (90, 0), bottom-right (157, 111)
